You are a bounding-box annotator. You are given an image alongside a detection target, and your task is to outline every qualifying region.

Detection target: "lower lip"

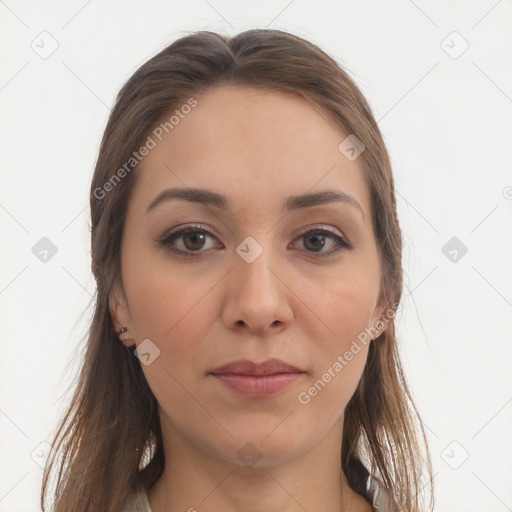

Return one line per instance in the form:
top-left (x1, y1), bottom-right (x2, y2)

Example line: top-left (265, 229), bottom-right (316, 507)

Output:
top-left (211, 373), bottom-right (304, 397)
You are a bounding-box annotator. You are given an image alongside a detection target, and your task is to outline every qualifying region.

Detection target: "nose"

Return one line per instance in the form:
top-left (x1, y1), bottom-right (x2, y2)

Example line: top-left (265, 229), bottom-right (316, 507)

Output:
top-left (220, 242), bottom-right (293, 336)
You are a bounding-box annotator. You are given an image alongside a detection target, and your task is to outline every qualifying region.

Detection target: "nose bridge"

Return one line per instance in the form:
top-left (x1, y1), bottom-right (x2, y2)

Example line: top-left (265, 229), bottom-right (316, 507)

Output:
top-left (222, 232), bottom-right (292, 333)
top-left (235, 232), bottom-right (279, 300)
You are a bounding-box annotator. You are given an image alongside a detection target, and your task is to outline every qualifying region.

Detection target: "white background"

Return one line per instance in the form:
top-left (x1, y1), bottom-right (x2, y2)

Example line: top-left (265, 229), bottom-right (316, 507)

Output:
top-left (0, 1), bottom-right (511, 511)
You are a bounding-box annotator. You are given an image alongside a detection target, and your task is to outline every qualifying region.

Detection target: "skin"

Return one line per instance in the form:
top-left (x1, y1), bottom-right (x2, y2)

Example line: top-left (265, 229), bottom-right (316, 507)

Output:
top-left (110, 85), bottom-right (386, 512)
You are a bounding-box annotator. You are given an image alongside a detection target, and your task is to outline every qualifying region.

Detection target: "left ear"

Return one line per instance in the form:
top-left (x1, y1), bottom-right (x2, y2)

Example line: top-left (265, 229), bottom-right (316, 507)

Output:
top-left (369, 300), bottom-right (390, 339)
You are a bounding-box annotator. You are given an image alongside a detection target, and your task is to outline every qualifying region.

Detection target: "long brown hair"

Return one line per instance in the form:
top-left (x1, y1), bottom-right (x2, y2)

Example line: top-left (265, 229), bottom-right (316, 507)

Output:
top-left (41, 28), bottom-right (434, 512)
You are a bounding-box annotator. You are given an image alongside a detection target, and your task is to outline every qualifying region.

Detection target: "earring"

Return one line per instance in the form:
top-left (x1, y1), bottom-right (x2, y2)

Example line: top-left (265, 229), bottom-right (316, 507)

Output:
top-left (372, 316), bottom-right (386, 340)
top-left (118, 326), bottom-right (129, 341)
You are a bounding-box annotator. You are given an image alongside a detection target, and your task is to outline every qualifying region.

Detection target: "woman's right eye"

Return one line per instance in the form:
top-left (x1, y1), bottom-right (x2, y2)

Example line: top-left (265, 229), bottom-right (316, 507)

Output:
top-left (157, 225), bottom-right (220, 258)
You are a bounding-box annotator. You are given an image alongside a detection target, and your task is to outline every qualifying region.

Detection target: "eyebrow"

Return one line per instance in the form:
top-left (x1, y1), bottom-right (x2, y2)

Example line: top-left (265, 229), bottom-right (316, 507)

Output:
top-left (145, 187), bottom-right (364, 220)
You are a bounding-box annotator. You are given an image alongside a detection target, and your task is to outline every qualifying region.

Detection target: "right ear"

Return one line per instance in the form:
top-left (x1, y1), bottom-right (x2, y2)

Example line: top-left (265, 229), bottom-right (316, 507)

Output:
top-left (109, 281), bottom-right (134, 347)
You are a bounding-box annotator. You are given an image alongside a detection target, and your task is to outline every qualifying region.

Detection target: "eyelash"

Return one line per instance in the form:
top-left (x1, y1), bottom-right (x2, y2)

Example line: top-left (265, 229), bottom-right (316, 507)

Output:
top-left (157, 223), bottom-right (352, 259)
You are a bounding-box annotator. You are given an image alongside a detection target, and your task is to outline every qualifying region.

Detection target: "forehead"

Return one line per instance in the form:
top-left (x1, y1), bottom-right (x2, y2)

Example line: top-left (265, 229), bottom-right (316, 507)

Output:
top-left (130, 85), bottom-right (371, 219)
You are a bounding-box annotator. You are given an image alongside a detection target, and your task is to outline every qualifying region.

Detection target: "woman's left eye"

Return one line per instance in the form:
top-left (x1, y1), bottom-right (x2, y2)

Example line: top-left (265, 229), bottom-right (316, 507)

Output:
top-left (294, 228), bottom-right (351, 257)
top-left (157, 224), bottom-right (352, 258)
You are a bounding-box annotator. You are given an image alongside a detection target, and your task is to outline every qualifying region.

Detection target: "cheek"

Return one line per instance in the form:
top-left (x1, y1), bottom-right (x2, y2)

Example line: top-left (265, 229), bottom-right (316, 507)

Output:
top-left (300, 279), bottom-right (375, 402)
top-left (298, 345), bottom-right (368, 438)
top-left (123, 251), bottom-right (218, 341)
top-left (126, 274), bottom-right (216, 411)
top-left (297, 281), bottom-right (373, 414)
top-left (122, 259), bottom-right (221, 406)
top-left (310, 274), bottom-right (378, 351)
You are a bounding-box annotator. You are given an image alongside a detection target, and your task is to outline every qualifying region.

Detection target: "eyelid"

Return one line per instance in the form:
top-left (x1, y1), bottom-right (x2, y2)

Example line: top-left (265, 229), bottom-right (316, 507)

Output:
top-left (293, 224), bottom-right (347, 243)
top-left (161, 223), bottom-right (348, 243)
top-left (162, 223), bottom-right (219, 239)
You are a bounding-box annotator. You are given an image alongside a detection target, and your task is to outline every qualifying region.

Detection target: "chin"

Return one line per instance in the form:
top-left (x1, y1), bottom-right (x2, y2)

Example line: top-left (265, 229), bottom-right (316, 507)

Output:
top-left (205, 427), bottom-right (311, 469)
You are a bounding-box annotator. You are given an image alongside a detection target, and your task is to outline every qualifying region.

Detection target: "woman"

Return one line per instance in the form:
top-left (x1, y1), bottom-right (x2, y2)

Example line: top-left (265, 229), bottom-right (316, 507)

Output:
top-left (41, 29), bottom-right (434, 512)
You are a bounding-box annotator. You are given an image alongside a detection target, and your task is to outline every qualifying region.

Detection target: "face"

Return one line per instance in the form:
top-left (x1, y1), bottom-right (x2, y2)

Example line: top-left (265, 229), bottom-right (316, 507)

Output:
top-left (110, 85), bottom-right (384, 467)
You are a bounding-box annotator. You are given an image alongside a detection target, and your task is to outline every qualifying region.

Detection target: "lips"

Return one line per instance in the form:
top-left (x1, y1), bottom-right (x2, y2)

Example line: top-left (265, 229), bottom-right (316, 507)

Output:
top-left (209, 358), bottom-right (304, 376)
top-left (209, 358), bottom-right (306, 397)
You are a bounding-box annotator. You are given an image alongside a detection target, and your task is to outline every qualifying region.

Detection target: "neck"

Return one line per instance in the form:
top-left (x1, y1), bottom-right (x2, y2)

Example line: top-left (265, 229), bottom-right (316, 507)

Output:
top-left (147, 413), bottom-right (372, 512)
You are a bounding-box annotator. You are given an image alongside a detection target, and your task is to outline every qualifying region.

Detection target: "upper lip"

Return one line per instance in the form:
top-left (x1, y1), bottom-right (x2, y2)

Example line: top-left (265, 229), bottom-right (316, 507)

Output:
top-left (209, 358), bottom-right (304, 376)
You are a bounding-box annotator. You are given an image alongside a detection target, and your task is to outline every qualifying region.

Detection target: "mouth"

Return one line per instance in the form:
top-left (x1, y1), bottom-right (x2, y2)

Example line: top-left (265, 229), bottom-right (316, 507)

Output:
top-left (208, 358), bottom-right (306, 397)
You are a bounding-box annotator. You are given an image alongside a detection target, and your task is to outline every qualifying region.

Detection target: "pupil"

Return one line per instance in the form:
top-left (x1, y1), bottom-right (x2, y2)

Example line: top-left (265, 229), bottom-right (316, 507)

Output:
top-left (305, 234), bottom-right (325, 251)
top-left (184, 232), bottom-right (205, 250)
